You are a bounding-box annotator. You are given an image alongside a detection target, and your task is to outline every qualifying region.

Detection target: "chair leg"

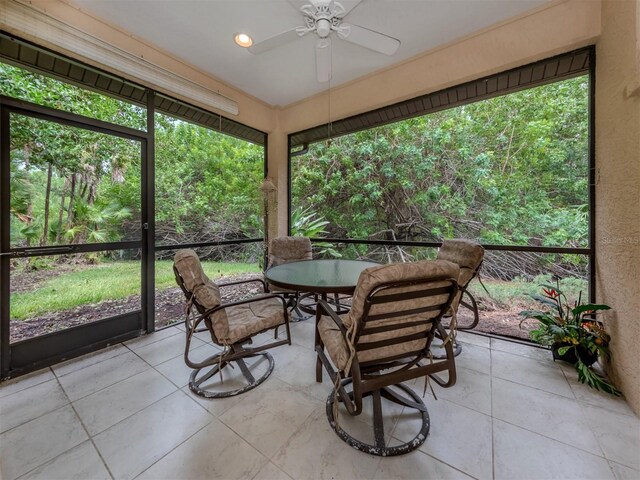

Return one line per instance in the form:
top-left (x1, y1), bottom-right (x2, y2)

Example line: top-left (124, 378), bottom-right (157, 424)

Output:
top-left (189, 351), bottom-right (274, 398)
top-left (458, 291), bottom-right (480, 331)
top-left (326, 383), bottom-right (430, 456)
top-left (371, 390), bottom-right (386, 449)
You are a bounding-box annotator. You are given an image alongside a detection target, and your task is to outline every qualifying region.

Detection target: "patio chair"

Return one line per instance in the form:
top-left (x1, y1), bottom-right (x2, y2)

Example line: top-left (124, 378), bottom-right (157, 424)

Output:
top-left (315, 260), bottom-right (460, 456)
top-left (173, 249), bottom-right (291, 398)
top-left (266, 236), bottom-right (313, 319)
top-left (437, 239), bottom-right (485, 329)
top-left (431, 239), bottom-right (485, 357)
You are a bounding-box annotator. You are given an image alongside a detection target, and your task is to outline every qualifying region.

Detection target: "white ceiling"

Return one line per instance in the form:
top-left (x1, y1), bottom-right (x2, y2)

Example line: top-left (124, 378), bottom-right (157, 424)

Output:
top-left (70, 0), bottom-right (552, 107)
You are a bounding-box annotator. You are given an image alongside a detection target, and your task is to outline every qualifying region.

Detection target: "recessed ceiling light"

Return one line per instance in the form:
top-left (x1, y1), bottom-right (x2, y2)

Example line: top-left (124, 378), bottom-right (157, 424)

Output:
top-left (234, 33), bottom-right (253, 48)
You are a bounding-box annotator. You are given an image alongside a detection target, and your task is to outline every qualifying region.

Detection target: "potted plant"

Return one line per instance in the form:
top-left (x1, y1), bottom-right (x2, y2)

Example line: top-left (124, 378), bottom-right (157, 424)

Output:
top-left (520, 282), bottom-right (621, 396)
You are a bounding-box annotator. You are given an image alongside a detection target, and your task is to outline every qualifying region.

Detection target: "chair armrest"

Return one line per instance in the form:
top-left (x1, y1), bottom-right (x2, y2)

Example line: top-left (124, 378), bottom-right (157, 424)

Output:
top-left (316, 299), bottom-right (349, 338)
top-left (217, 278), bottom-right (267, 292)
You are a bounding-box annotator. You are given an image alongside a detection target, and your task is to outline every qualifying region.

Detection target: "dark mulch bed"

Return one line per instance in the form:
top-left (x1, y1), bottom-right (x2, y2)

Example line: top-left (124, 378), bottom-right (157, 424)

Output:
top-left (9, 274), bottom-right (263, 343)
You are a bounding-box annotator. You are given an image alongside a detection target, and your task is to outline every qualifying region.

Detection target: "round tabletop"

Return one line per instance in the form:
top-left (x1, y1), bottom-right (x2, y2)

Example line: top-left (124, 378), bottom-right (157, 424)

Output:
top-left (265, 259), bottom-right (380, 294)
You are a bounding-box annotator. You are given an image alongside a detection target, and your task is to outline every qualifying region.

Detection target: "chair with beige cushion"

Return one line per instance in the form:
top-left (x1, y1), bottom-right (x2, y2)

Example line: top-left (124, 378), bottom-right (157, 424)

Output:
top-left (436, 239), bottom-right (485, 329)
top-left (315, 260), bottom-right (460, 456)
top-left (431, 239), bottom-right (485, 357)
top-left (174, 249), bottom-right (291, 398)
top-left (268, 236), bottom-right (313, 268)
top-left (266, 236), bottom-right (313, 319)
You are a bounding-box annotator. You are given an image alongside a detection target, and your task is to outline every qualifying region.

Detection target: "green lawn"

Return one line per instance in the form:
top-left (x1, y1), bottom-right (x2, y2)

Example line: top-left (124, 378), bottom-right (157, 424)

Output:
top-left (11, 260), bottom-right (260, 320)
top-left (11, 260), bottom-right (587, 322)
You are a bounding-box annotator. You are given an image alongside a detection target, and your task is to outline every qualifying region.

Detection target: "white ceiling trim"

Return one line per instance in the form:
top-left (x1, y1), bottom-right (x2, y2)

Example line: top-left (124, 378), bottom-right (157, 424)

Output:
top-left (0, 0), bottom-right (240, 115)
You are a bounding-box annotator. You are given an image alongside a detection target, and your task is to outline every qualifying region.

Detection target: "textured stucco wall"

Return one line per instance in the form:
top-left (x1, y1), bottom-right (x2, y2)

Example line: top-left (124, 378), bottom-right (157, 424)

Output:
top-left (595, 0), bottom-right (640, 415)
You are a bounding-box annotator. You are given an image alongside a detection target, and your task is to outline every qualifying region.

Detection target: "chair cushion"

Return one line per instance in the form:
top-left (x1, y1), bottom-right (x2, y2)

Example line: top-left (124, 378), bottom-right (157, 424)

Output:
top-left (318, 315), bottom-right (429, 371)
top-left (218, 296), bottom-right (287, 344)
top-left (174, 249), bottom-right (229, 339)
top-left (268, 236), bottom-right (312, 267)
top-left (346, 260), bottom-right (460, 327)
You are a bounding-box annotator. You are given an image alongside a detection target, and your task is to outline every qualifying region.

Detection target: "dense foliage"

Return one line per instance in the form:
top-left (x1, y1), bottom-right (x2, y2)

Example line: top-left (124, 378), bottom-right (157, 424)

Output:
top-left (2, 63), bottom-right (263, 258)
top-left (292, 77), bottom-right (590, 278)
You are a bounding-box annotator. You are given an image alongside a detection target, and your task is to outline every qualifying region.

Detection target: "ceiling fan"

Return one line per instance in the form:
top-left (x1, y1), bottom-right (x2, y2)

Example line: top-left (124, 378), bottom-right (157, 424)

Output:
top-left (248, 0), bottom-right (401, 83)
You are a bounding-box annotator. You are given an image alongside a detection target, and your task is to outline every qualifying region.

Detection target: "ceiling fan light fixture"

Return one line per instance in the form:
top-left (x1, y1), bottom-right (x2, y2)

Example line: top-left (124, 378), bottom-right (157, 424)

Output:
top-left (234, 33), bottom-right (253, 48)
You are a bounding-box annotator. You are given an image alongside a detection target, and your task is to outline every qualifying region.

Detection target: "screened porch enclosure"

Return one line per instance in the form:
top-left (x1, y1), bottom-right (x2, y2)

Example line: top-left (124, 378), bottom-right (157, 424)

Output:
top-left (0, 38), bottom-right (594, 373)
top-left (0, 35), bottom-right (267, 378)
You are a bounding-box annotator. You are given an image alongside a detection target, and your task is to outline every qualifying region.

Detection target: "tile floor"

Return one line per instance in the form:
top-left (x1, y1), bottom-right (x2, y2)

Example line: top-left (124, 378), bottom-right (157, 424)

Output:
top-left (1, 322), bottom-right (639, 480)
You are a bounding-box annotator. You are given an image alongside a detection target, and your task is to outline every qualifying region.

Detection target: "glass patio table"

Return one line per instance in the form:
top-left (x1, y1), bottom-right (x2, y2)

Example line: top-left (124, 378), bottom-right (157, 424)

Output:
top-left (264, 259), bottom-right (380, 296)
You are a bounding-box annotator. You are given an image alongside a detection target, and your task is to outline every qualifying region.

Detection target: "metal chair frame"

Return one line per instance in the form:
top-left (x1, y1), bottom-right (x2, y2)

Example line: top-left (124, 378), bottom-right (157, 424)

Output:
top-left (315, 275), bottom-right (458, 456)
top-left (455, 259), bottom-right (484, 331)
top-left (174, 268), bottom-right (291, 398)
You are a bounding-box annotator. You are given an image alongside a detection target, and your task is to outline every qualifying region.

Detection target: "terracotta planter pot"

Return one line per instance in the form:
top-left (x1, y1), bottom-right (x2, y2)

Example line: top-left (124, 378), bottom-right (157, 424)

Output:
top-left (552, 342), bottom-right (598, 366)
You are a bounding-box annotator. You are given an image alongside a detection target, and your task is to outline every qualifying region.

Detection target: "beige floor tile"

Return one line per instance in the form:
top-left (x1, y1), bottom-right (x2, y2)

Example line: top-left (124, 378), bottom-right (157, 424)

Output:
top-left (393, 397), bottom-right (492, 480)
top-left (246, 331), bottom-right (276, 348)
top-left (57, 350), bottom-right (149, 401)
top-left (220, 376), bottom-right (319, 458)
top-left (93, 390), bottom-right (213, 480)
top-left (0, 406), bottom-right (88, 480)
top-left (609, 461), bottom-right (640, 480)
top-left (271, 409), bottom-right (380, 480)
top-left (374, 450), bottom-right (473, 479)
top-left (493, 419), bottom-right (615, 480)
top-left (73, 368), bottom-right (176, 435)
top-left (131, 332), bottom-right (205, 366)
top-left (0, 379), bottom-right (69, 433)
top-left (155, 343), bottom-right (218, 388)
top-left (493, 377), bottom-right (602, 455)
top-left (0, 368), bottom-right (54, 399)
top-left (137, 418), bottom-right (268, 480)
top-left (52, 344), bottom-right (129, 377)
top-left (124, 326), bottom-right (182, 349)
top-left (580, 404), bottom-right (640, 470)
top-left (454, 342), bottom-right (491, 375)
top-left (431, 366), bottom-right (492, 415)
top-left (566, 373), bottom-right (636, 417)
top-left (176, 344), bottom-right (274, 417)
top-left (490, 337), bottom-right (551, 361)
top-left (491, 349), bottom-right (574, 398)
top-left (175, 324), bottom-right (215, 344)
top-left (271, 343), bottom-right (335, 402)
top-left (289, 319), bottom-right (316, 349)
top-left (456, 331), bottom-right (491, 348)
top-left (17, 441), bottom-right (110, 480)
top-left (252, 461), bottom-right (293, 480)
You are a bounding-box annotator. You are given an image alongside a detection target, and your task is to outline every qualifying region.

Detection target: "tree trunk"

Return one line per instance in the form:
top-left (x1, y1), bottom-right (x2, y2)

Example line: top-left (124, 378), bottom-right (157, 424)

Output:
top-left (41, 163), bottom-right (53, 246)
top-left (56, 176), bottom-right (68, 243)
top-left (23, 144), bottom-right (33, 247)
top-left (67, 173), bottom-right (76, 228)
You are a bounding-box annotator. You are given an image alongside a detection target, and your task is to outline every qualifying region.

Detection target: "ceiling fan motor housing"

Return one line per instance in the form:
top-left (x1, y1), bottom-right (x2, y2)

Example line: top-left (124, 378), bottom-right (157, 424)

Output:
top-left (316, 18), bottom-right (332, 38)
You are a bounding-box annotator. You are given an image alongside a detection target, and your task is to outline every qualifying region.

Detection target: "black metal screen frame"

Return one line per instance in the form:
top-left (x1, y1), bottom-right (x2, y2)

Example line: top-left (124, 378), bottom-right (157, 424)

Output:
top-left (0, 47), bottom-right (268, 378)
top-left (0, 96), bottom-right (149, 377)
top-left (287, 46), bottom-right (596, 304)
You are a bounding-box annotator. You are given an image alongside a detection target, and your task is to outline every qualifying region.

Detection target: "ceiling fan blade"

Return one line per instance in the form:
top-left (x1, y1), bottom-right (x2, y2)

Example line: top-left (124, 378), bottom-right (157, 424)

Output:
top-left (338, 24), bottom-right (400, 56)
top-left (248, 28), bottom-right (302, 55)
top-left (315, 38), bottom-right (332, 83)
